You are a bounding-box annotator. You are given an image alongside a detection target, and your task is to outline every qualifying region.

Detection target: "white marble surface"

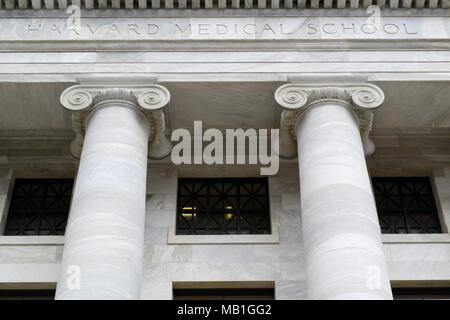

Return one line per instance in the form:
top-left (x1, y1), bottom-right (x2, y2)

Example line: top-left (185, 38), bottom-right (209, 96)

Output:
top-left (55, 103), bottom-right (150, 299)
top-left (275, 280), bottom-right (307, 300)
top-left (141, 163), bottom-right (308, 300)
top-left (0, 169), bottom-right (13, 234)
top-left (0, 245), bottom-right (63, 263)
top-left (140, 281), bottom-right (173, 300)
top-left (433, 167), bottom-right (450, 233)
top-left (295, 101), bottom-right (392, 299)
top-left (168, 230), bottom-right (280, 244)
top-left (1, 82), bottom-right (448, 155)
top-left (0, 264), bottom-right (61, 284)
top-left (0, 164), bottom-right (450, 297)
top-left (0, 16), bottom-right (448, 41)
top-left (0, 0), bottom-right (447, 9)
top-left (0, 235), bottom-right (65, 245)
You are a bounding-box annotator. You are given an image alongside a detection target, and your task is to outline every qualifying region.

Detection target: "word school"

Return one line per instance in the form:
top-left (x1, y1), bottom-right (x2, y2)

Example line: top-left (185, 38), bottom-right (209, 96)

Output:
top-left (170, 121), bottom-right (279, 175)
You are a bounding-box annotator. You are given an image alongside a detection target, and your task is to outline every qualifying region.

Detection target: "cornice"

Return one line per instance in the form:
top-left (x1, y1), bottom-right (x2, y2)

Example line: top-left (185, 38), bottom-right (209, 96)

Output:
top-left (60, 84), bottom-right (172, 160)
top-left (1, 0), bottom-right (447, 10)
top-left (1, 40), bottom-right (448, 54)
top-left (274, 83), bottom-right (384, 159)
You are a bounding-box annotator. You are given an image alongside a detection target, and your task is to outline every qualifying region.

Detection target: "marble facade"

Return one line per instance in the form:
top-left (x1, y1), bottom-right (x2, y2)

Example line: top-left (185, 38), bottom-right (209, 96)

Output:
top-left (0, 2), bottom-right (449, 300)
top-left (1, 164), bottom-right (450, 299)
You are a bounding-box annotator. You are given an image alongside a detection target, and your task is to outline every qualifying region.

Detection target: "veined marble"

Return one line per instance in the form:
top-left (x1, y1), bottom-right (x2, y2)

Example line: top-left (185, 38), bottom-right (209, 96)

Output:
top-left (0, 164), bottom-right (450, 297)
top-left (0, 3), bottom-right (448, 301)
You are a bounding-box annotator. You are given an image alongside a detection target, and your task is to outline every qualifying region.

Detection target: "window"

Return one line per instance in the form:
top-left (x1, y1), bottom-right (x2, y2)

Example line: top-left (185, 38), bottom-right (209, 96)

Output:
top-left (0, 290), bottom-right (55, 300)
top-left (393, 288), bottom-right (450, 300)
top-left (173, 288), bottom-right (274, 300)
top-left (176, 178), bottom-right (271, 235)
top-left (3, 179), bottom-right (74, 235)
top-left (372, 177), bottom-right (442, 234)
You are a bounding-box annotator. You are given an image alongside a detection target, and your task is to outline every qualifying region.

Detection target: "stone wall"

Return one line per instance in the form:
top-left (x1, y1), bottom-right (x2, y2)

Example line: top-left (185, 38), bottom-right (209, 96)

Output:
top-left (141, 163), bottom-right (306, 300)
top-left (382, 167), bottom-right (450, 286)
top-left (0, 165), bottom-right (450, 297)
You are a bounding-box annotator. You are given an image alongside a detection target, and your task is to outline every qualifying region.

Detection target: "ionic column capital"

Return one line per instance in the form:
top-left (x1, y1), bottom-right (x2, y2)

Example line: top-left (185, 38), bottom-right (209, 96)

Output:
top-left (60, 84), bottom-right (172, 160)
top-left (274, 84), bottom-right (385, 158)
top-left (60, 85), bottom-right (171, 112)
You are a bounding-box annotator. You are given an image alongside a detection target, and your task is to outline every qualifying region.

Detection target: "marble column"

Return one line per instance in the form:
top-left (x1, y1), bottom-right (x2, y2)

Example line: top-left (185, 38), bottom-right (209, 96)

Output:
top-left (56, 85), bottom-right (171, 300)
top-left (275, 84), bottom-right (392, 300)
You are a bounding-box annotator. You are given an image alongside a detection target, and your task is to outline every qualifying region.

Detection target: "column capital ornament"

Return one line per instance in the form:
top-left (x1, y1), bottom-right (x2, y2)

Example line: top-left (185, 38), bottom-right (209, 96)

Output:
top-left (60, 85), bottom-right (172, 159)
top-left (274, 84), bottom-right (384, 158)
top-left (60, 85), bottom-right (171, 111)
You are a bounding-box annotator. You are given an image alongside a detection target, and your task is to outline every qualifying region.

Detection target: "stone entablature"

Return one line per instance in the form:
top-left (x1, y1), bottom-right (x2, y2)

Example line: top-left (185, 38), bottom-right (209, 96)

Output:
top-left (2, 16), bottom-right (446, 43)
top-left (1, 0), bottom-right (448, 9)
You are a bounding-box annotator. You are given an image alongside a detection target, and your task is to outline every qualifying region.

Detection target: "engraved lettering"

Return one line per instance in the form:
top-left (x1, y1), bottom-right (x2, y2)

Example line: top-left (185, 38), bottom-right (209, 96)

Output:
top-left (216, 24), bottom-right (228, 35)
top-left (19, 18), bottom-right (429, 40)
top-left (260, 24), bottom-right (276, 35)
top-left (175, 24), bottom-right (192, 34)
top-left (307, 23), bottom-right (318, 34)
top-left (383, 23), bottom-right (400, 34)
top-left (28, 23), bottom-right (43, 31)
top-left (360, 23), bottom-right (377, 34)
top-left (403, 23), bottom-right (418, 34)
top-left (198, 24), bottom-right (210, 35)
top-left (50, 24), bottom-right (62, 35)
top-left (243, 24), bottom-right (257, 35)
top-left (108, 24), bottom-right (121, 35)
top-left (128, 24), bottom-right (141, 35)
top-left (148, 24), bottom-right (159, 35)
top-left (322, 23), bottom-right (337, 34)
top-left (280, 23), bottom-right (293, 35)
top-left (341, 23), bottom-right (356, 33)
top-left (86, 24), bottom-right (98, 35)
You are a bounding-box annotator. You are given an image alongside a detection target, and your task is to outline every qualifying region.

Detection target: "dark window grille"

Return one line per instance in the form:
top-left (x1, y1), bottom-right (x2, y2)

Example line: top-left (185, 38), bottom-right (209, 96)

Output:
top-left (372, 177), bottom-right (442, 234)
top-left (393, 288), bottom-right (450, 300)
top-left (173, 288), bottom-right (274, 300)
top-left (176, 178), bottom-right (271, 235)
top-left (3, 179), bottom-right (74, 236)
top-left (0, 290), bottom-right (55, 300)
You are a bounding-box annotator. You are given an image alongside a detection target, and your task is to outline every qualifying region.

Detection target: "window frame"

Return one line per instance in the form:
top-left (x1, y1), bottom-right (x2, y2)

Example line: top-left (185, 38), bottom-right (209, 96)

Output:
top-left (175, 177), bottom-right (272, 236)
top-left (372, 176), bottom-right (443, 234)
top-left (173, 288), bottom-right (275, 300)
top-left (392, 287), bottom-right (450, 300)
top-left (0, 289), bottom-right (55, 300)
top-left (168, 177), bottom-right (279, 245)
top-left (2, 178), bottom-right (74, 236)
top-left (172, 281), bottom-right (275, 300)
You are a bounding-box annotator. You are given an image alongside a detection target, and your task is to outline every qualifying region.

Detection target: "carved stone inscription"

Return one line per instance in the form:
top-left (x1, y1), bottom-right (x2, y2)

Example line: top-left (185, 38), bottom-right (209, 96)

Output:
top-left (0, 17), bottom-right (447, 40)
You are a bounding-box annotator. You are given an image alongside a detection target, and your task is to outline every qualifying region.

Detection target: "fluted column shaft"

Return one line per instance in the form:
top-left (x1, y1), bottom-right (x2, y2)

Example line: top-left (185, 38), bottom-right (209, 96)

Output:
top-left (276, 84), bottom-right (392, 300)
top-left (56, 85), bottom-right (171, 300)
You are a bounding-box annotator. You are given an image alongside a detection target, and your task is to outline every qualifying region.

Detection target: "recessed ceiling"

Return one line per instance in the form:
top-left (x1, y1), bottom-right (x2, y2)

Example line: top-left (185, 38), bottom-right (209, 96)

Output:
top-left (0, 81), bottom-right (448, 132)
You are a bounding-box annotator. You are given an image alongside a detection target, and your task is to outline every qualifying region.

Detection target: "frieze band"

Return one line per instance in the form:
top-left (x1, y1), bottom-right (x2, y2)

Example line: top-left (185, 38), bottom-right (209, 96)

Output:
top-left (0, 17), bottom-right (445, 41)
